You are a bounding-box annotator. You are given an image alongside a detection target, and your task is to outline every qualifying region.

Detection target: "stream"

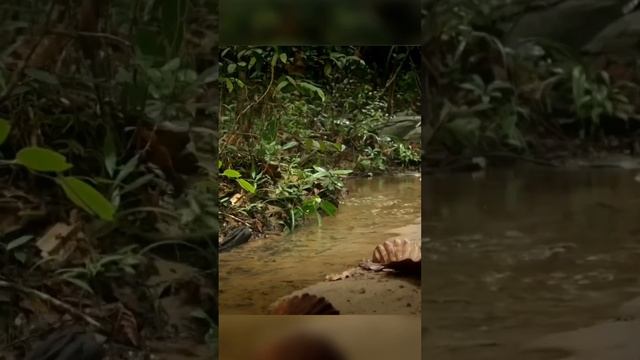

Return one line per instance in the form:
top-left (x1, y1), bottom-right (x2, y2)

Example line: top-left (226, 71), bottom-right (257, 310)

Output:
top-left (219, 174), bottom-right (421, 314)
top-left (423, 166), bottom-right (640, 359)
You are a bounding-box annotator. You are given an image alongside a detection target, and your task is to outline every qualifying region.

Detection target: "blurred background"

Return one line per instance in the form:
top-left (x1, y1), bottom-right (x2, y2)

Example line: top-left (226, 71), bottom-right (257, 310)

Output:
top-left (220, 0), bottom-right (420, 45)
top-left (220, 315), bottom-right (420, 360)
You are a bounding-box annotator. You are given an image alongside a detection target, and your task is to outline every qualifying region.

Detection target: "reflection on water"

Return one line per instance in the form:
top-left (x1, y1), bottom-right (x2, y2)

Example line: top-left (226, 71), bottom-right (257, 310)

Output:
top-left (220, 175), bottom-right (421, 314)
top-left (424, 166), bottom-right (640, 359)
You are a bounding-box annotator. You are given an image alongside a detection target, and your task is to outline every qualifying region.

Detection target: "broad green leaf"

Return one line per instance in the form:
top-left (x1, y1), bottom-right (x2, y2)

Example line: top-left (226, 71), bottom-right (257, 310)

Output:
top-left (279, 53), bottom-right (287, 63)
top-left (61, 277), bottom-right (94, 294)
top-left (281, 141), bottom-right (298, 150)
top-left (223, 169), bottom-right (241, 178)
top-left (25, 68), bottom-right (58, 85)
top-left (114, 154), bottom-right (139, 186)
top-left (276, 80), bottom-right (289, 92)
top-left (319, 200), bottom-right (338, 216)
top-left (298, 81), bottom-right (325, 102)
top-left (120, 173), bottom-right (154, 195)
top-left (236, 178), bottom-right (256, 193)
top-left (16, 147), bottom-right (72, 172)
top-left (6, 235), bottom-right (34, 251)
top-left (0, 118), bottom-right (10, 145)
top-left (198, 65), bottom-right (218, 84)
top-left (227, 63), bottom-right (237, 74)
top-left (58, 176), bottom-right (115, 221)
top-left (162, 58), bottom-right (181, 72)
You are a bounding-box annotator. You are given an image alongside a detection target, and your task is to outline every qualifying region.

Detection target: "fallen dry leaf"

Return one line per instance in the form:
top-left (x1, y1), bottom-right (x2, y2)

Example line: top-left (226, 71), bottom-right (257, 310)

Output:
top-left (230, 193), bottom-right (244, 206)
top-left (358, 260), bottom-right (385, 272)
top-left (325, 269), bottom-right (356, 281)
top-left (36, 222), bottom-right (76, 258)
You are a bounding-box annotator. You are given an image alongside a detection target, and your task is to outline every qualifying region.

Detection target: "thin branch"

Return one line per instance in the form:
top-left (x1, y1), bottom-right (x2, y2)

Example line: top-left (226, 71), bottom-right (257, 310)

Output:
top-left (48, 29), bottom-right (132, 48)
top-left (0, 279), bottom-right (103, 329)
top-left (234, 60), bottom-right (276, 124)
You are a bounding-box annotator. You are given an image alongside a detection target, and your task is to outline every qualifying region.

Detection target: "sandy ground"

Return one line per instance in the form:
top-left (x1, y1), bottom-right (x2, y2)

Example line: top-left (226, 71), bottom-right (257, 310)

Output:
top-left (524, 296), bottom-right (640, 359)
top-left (269, 267), bottom-right (421, 315)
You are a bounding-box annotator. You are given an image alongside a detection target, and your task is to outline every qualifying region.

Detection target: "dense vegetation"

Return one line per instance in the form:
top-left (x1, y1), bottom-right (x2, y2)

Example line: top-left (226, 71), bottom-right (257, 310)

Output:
top-left (0, 0), bottom-right (217, 358)
top-left (219, 46), bottom-right (421, 238)
top-left (423, 0), bottom-right (640, 165)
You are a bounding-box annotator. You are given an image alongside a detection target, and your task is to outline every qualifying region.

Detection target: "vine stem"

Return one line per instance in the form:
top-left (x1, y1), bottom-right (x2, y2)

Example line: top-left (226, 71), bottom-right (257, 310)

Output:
top-left (0, 278), bottom-right (103, 329)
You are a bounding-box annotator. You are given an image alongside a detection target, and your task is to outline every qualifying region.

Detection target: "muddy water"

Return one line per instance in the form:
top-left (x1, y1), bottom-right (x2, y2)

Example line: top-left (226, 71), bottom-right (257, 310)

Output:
top-left (220, 175), bottom-right (421, 314)
top-left (424, 166), bottom-right (640, 359)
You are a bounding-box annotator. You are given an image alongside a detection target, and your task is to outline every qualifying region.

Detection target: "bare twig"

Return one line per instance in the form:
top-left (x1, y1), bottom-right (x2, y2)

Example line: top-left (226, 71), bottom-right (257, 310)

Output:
top-left (223, 212), bottom-right (253, 227)
top-left (48, 30), bottom-right (132, 48)
top-left (0, 279), bottom-right (104, 329)
top-left (234, 59), bottom-right (276, 124)
top-left (382, 47), bottom-right (411, 94)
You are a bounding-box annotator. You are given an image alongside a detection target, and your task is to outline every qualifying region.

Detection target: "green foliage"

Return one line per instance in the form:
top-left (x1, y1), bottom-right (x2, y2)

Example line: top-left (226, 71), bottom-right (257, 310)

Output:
top-left (219, 162), bottom-right (257, 194)
top-left (425, 0), bottom-right (640, 155)
top-left (219, 46), bottom-right (419, 236)
top-left (0, 122), bottom-right (115, 221)
top-left (55, 246), bottom-right (143, 294)
top-left (58, 177), bottom-right (116, 221)
top-left (0, 0), bottom-right (218, 352)
top-left (15, 147), bottom-right (73, 172)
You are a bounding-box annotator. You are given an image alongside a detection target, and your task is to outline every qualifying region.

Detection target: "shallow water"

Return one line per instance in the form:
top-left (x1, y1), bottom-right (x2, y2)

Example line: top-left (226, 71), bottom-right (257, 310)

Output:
top-left (423, 166), bottom-right (640, 359)
top-left (219, 174), bottom-right (421, 314)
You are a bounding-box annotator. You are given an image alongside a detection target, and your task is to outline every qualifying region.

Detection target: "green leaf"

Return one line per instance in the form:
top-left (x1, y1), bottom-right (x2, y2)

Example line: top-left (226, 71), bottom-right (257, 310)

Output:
top-left (276, 80), bottom-right (289, 92)
top-left (114, 154), bottom-right (139, 186)
top-left (25, 68), bottom-right (58, 85)
top-left (227, 63), bottom-right (237, 74)
top-left (222, 169), bottom-right (241, 178)
top-left (298, 81), bottom-right (325, 102)
top-left (319, 200), bottom-right (338, 216)
top-left (61, 277), bottom-right (94, 294)
top-left (0, 118), bottom-right (10, 145)
top-left (58, 176), bottom-right (115, 221)
top-left (6, 235), bottom-right (34, 251)
top-left (16, 147), bottom-right (72, 172)
top-left (103, 130), bottom-right (117, 177)
top-left (162, 58), bottom-right (181, 72)
top-left (279, 53), bottom-right (287, 63)
top-left (236, 178), bottom-right (256, 193)
top-left (198, 65), bottom-right (218, 84)
top-left (120, 173), bottom-right (154, 195)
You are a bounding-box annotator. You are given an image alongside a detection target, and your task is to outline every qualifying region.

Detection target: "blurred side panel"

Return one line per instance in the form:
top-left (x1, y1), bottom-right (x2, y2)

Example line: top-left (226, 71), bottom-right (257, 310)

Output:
top-left (220, 0), bottom-right (420, 45)
top-left (220, 315), bottom-right (421, 360)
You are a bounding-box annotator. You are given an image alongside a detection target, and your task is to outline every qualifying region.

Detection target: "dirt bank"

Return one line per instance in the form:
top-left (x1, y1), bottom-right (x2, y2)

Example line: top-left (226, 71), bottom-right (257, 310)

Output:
top-left (269, 267), bottom-right (420, 315)
top-left (524, 296), bottom-right (640, 360)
